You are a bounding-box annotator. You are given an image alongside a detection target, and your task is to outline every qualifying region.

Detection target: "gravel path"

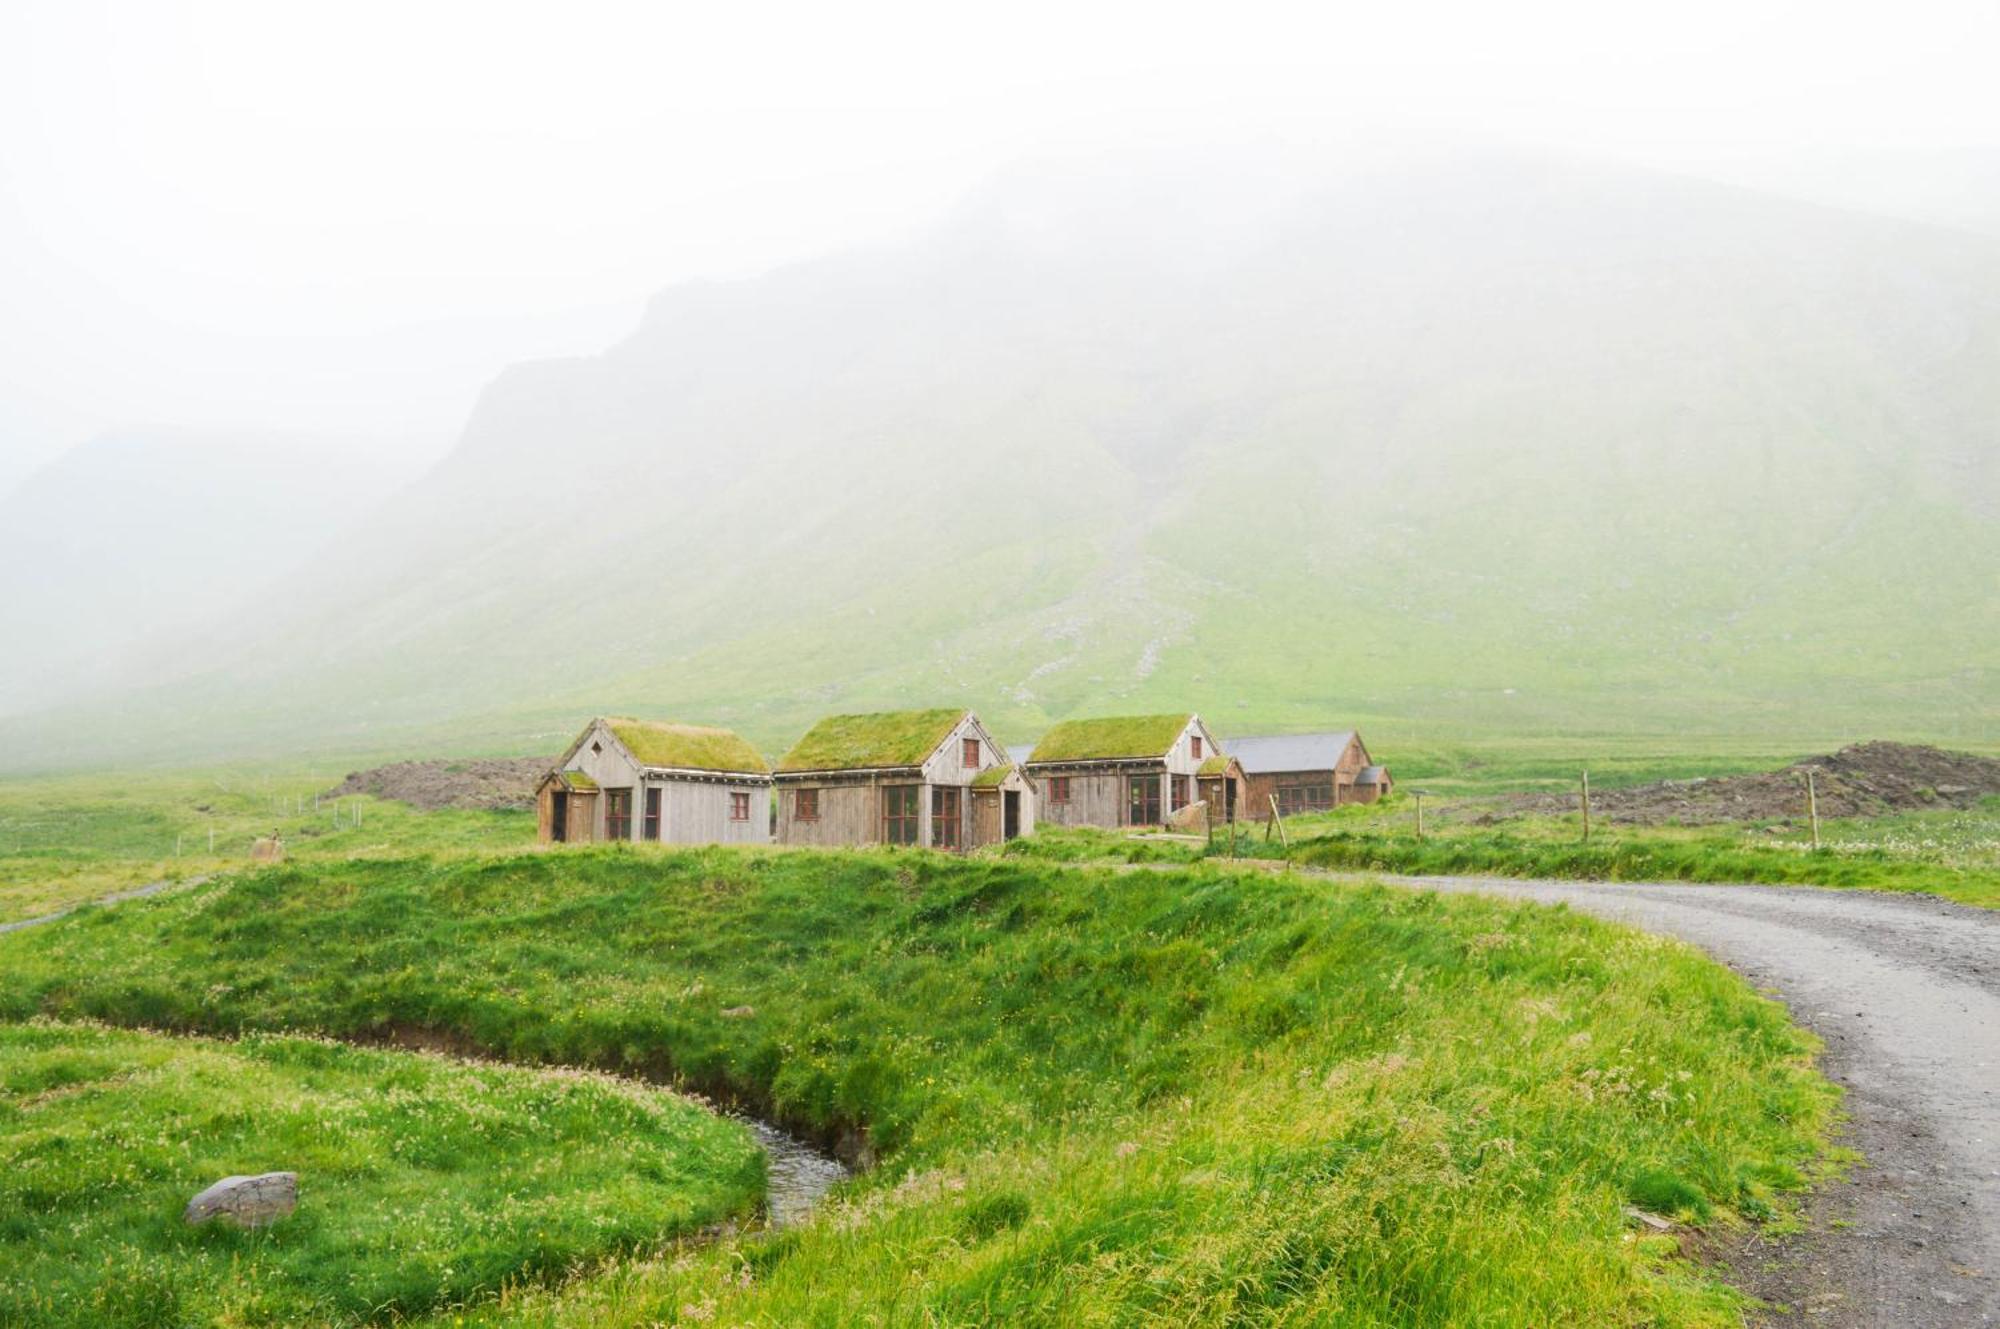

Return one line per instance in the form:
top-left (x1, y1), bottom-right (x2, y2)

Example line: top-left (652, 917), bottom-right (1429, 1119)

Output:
top-left (1350, 874), bottom-right (2000, 1326)
top-left (0, 877), bottom-right (195, 935)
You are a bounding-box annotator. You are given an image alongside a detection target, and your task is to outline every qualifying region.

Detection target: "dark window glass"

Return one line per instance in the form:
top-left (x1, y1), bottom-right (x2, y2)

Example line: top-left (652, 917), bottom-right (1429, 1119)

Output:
top-left (796, 788), bottom-right (819, 821)
top-left (883, 785), bottom-right (920, 845)
top-left (1127, 776), bottom-right (1161, 825)
top-left (730, 791), bottom-right (751, 821)
top-left (642, 787), bottom-right (662, 841)
top-left (1190, 736), bottom-right (1202, 760)
top-left (1048, 776), bottom-right (1070, 804)
top-left (931, 786), bottom-right (961, 848)
top-left (605, 788), bottom-right (633, 840)
top-left (963, 737), bottom-right (981, 767)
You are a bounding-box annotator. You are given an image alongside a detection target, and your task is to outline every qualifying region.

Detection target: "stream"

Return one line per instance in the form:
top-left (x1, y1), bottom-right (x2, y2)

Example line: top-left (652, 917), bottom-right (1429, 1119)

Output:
top-left (729, 1114), bottom-right (851, 1227)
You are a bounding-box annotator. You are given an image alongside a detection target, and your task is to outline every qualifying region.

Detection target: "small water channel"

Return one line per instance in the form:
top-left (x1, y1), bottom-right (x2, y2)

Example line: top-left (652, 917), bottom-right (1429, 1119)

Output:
top-left (729, 1114), bottom-right (852, 1227)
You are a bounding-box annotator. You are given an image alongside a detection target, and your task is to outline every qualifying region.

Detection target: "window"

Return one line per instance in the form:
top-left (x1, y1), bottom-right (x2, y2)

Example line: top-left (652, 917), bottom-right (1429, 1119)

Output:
top-left (605, 788), bottom-right (633, 840)
top-left (1171, 775), bottom-right (1193, 810)
top-left (1047, 775), bottom-right (1070, 804)
top-left (883, 785), bottom-right (920, 845)
top-left (1190, 735), bottom-right (1202, 760)
top-left (730, 791), bottom-right (751, 822)
top-left (1275, 781), bottom-right (1334, 816)
top-left (963, 737), bottom-right (981, 768)
top-left (931, 786), bottom-right (961, 849)
top-left (1127, 775), bottom-right (1161, 825)
top-left (642, 787), bottom-right (662, 841)
top-left (795, 788), bottom-right (819, 821)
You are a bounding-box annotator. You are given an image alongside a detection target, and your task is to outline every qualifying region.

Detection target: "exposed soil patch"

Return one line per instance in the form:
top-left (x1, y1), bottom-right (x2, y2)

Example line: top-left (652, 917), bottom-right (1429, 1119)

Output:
top-left (1513, 742), bottom-right (2000, 826)
top-left (321, 757), bottom-right (553, 812)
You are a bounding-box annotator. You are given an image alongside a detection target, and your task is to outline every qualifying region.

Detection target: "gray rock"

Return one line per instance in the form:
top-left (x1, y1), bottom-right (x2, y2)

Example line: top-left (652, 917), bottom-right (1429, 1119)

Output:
top-left (184, 1171), bottom-right (298, 1228)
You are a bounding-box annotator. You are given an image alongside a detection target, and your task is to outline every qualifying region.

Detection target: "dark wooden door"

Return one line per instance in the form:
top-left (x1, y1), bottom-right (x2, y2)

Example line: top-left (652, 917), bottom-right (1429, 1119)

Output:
top-left (551, 791), bottom-right (569, 842)
top-left (1003, 790), bottom-right (1020, 840)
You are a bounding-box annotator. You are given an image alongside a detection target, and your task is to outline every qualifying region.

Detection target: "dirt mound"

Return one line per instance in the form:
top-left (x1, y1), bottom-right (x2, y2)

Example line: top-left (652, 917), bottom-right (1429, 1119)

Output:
top-left (1516, 742), bottom-right (2000, 826)
top-left (322, 757), bottom-right (554, 812)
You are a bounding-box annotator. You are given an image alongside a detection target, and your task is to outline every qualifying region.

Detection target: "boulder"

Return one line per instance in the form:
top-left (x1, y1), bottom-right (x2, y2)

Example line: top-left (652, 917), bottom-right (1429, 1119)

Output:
top-left (1167, 799), bottom-right (1210, 834)
top-left (184, 1171), bottom-right (298, 1228)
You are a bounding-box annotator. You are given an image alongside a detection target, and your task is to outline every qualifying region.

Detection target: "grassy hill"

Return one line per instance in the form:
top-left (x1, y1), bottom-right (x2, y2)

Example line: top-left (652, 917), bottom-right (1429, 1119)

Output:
top-left (0, 846), bottom-right (1836, 1324)
top-left (3, 146), bottom-right (1994, 771)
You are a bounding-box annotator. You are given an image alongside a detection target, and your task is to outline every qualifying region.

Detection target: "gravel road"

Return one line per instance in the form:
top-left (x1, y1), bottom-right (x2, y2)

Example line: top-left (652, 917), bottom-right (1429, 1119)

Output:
top-left (1363, 874), bottom-right (2000, 1326)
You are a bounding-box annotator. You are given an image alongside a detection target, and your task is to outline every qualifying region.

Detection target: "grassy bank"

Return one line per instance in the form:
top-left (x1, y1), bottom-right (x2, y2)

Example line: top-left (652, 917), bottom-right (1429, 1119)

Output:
top-left (0, 1020), bottom-right (762, 1327)
top-left (1, 847), bottom-right (1836, 1325)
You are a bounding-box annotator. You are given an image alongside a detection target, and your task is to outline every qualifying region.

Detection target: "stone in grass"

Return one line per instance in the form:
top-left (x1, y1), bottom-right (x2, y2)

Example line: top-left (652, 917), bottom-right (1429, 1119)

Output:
top-left (184, 1172), bottom-right (298, 1228)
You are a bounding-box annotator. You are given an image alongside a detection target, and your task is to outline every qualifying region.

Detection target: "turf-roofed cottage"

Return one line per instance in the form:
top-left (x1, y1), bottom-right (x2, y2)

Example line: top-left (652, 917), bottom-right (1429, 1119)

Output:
top-left (773, 708), bottom-right (1026, 850)
top-left (538, 717), bottom-right (772, 845)
top-left (1224, 730), bottom-right (1390, 816)
top-left (1024, 713), bottom-right (1221, 828)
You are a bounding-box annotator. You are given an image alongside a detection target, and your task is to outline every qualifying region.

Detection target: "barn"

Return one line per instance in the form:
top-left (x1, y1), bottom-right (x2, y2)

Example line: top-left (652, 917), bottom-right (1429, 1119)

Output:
top-left (538, 716), bottom-right (772, 845)
top-left (1223, 730), bottom-right (1388, 817)
top-left (1024, 713), bottom-right (1221, 828)
top-left (772, 708), bottom-right (1019, 850)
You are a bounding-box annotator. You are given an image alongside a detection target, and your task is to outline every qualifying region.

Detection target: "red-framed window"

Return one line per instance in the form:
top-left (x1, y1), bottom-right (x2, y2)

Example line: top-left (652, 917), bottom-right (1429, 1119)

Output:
top-left (1047, 776), bottom-right (1070, 804)
top-left (795, 788), bottom-right (819, 821)
top-left (642, 787), bottom-right (662, 841)
top-left (883, 785), bottom-right (920, 845)
top-left (730, 791), bottom-right (751, 821)
top-left (1190, 735), bottom-right (1202, 760)
top-left (931, 786), bottom-right (961, 849)
top-left (1126, 776), bottom-right (1161, 826)
top-left (605, 788), bottom-right (633, 840)
top-left (963, 737), bottom-right (981, 768)
top-left (1171, 775), bottom-right (1193, 810)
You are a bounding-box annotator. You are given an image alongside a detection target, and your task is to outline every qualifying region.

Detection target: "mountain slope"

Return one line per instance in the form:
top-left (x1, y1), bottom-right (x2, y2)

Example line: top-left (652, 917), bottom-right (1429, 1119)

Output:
top-left (5, 147), bottom-right (1995, 770)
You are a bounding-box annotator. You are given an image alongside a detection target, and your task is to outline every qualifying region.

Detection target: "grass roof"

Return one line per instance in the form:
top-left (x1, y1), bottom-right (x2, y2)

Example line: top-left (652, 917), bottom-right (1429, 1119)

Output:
top-left (557, 770), bottom-right (598, 790)
top-left (1197, 755), bottom-right (1232, 777)
top-left (1029, 714), bottom-right (1193, 763)
top-left (604, 718), bottom-right (770, 775)
top-left (777, 709), bottom-right (967, 773)
top-left (970, 763), bottom-right (1016, 788)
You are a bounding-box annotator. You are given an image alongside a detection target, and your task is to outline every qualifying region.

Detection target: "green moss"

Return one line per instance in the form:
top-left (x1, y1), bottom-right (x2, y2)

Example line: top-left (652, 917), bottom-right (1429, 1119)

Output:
top-left (603, 719), bottom-right (769, 774)
top-left (1197, 755), bottom-right (1232, 776)
top-left (776, 709), bottom-right (966, 772)
top-left (970, 763), bottom-right (1015, 788)
top-left (1029, 713), bottom-right (1192, 763)
top-left (558, 770), bottom-right (597, 790)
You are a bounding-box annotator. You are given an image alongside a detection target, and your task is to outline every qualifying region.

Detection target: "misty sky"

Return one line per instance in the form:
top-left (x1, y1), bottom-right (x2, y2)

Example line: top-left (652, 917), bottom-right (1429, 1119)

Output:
top-left (3, 0), bottom-right (1997, 495)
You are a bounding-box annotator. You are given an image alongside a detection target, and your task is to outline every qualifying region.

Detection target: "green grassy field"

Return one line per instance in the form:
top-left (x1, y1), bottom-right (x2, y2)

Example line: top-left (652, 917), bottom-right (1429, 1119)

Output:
top-left (0, 768), bottom-right (533, 923)
top-left (1, 847), bottom-right (1838, 1325)
top-left (0, 1020), bottom-right (762, 1328)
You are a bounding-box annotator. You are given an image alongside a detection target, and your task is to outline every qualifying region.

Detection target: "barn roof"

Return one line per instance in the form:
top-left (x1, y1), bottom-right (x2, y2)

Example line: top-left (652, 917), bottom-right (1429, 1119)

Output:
top-left (603, 718), bottom-right (771, 775)
top-left (1006, 743), bottom-right (1038, 767)
top-left (777, 708), bottom-right (968, 773)
top-left (1356, 765), bottom-right (1390, 784)
top-left (1029, 713), bottom-right (1193, 763)
top-left (1223, 732), bottom-right (1359, 775)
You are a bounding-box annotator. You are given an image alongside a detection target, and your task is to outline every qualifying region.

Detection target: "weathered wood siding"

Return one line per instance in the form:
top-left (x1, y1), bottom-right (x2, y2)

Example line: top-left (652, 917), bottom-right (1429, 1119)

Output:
top-left (776, 780), bottom-right (881, 846)
top-left (1239, 734), bottom-right (1373, 819)
top-left (652, 777), bottom-right (770, 845)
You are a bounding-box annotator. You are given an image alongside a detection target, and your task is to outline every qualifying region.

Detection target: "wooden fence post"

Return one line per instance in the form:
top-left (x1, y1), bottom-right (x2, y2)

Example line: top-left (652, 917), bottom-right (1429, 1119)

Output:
top-left (1414, 791), bottom-right (1425, 842)
top-left (1581, 770), bottom-right (1591, 843)
top-left (1268, 795), bottom-right (1290, 851)
top-left (1806, 769), bottom-right (1821, 851)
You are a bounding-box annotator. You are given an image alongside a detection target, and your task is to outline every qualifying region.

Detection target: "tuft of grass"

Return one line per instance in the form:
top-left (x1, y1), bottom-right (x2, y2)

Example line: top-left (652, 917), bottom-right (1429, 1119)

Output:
top-left (1, 847), bottom-right (1838, 1325)
top-left (0, 1020), bottom-right (762, 1327)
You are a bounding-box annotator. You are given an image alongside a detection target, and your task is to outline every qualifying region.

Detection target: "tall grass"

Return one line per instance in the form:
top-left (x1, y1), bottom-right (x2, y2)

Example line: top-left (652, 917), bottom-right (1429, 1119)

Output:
top-left (1, 847), bottom-right (1837, 1325)
top-left (0, 1020), bottom-right (762, 1327)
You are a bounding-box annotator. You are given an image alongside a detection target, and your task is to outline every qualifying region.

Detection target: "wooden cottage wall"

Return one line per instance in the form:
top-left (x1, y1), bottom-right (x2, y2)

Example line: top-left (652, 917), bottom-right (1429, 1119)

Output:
top-left (777, 781), bottom-right (880, 846)
top-left (656, 779), bottom-right (770, 845)
top-left (1037, 769), bottom-right (1136, 828)
top-left (564, 724), bottom-right (645, 841)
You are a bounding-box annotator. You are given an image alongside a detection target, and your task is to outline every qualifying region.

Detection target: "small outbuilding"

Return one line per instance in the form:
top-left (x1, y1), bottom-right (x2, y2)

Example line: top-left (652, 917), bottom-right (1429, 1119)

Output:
top-left (773, 708), bottom-right (1013, 850)
top-left (539, 717), bottom-right (772, 845)
top-left (1223, 730), bottom-right (1386, 818)
top-left (1024, 713), bottom-right (1221, 828)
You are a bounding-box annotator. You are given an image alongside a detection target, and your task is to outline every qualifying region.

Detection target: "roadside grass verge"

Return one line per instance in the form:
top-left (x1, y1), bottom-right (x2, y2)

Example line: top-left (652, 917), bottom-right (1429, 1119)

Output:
top-left (0, 1019), bottom-right (762, 1328)
top-left (1, 848), bottom-right (1837, 1325)
top-left (1268, 798), bottom-right (2000, 908)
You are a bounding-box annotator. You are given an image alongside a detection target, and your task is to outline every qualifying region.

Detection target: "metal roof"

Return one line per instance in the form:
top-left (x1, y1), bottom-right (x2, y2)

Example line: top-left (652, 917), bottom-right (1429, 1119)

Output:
top-left (1007, 743), bottom-right (1038, 767)
top-left (1356, 765), bottom-right (1389, 784)
top-left (1221, 731), bottom-right (1358, 775)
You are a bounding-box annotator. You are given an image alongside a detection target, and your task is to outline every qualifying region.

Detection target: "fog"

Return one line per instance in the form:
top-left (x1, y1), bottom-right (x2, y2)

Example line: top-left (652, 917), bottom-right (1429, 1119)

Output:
top-left (0, 0), bottom-right (1996, 766)
top-left (5, 0), bottom-right (1998, 491)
